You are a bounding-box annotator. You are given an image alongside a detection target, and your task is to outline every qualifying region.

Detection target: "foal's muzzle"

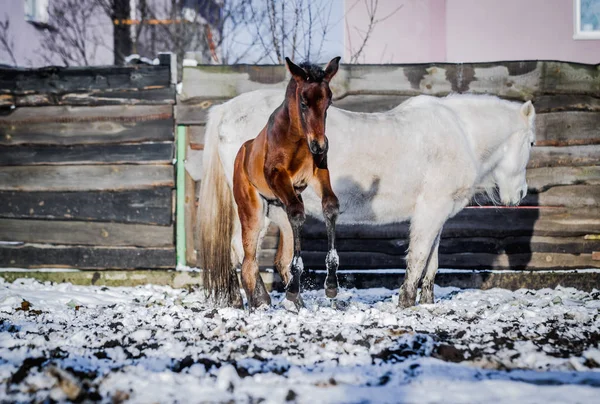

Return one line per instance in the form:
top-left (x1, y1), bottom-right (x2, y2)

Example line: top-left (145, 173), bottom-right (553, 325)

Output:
top-left (309, 138), bottom-right (328, 155)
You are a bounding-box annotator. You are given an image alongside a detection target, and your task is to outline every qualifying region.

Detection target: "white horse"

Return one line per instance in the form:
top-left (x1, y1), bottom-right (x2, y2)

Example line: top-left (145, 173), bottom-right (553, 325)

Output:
top-left (197, 91), bottom-right (536, 308)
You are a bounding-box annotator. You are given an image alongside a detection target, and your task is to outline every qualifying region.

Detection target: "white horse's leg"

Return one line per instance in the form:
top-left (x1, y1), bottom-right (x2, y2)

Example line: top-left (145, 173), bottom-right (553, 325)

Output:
top-left (400, 202), bottom-right (451, 308)
top-left (419, 231), bottom-right (441, 305)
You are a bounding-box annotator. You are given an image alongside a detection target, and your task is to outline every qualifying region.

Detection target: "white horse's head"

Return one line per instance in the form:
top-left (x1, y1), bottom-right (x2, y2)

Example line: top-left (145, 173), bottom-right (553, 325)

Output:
top-left (493, 101), bottom-right (536, 206)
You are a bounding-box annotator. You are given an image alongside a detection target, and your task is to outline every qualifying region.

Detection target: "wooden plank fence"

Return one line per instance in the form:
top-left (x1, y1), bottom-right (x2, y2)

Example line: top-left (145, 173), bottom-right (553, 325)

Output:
top-left (0, 54), bottom-right (177, 269)
top-left (180, 60), bottom-right (600, 271)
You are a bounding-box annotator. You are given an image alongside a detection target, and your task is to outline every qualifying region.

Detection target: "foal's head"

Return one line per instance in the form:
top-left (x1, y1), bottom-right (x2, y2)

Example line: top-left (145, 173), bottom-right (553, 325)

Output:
top-left (285, 56), bottom-right (341, 155)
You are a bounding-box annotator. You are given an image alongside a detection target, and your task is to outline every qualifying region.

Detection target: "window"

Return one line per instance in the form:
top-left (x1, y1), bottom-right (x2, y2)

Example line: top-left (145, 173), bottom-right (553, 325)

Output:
top-left (574, 0), bottom-right (600, 39)
top-left (24, 0), bottom-right (49, 24)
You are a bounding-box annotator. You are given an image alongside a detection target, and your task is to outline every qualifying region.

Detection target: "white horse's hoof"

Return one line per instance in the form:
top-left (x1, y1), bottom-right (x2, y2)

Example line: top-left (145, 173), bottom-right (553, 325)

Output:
top-left (325, 288), bottom-right (338, 298)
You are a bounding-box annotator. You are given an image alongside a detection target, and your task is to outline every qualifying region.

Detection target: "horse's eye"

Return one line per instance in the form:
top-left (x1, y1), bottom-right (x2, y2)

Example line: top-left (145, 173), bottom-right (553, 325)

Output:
top-left (530, 142), bottom-right (535, 147)
top-left (300, 102), bottom-right (308, 111)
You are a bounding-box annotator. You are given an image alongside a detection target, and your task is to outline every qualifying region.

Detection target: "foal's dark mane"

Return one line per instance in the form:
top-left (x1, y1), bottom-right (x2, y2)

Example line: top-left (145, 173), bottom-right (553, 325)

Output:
top-left (297, 62), bottom-right (326, 82)
top-left (282, 61), bottom-right (327, 110)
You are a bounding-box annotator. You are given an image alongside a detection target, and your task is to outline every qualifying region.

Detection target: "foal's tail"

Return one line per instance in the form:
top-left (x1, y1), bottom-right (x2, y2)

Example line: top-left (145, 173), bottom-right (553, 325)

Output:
top-left (197, 105), bottom-right (240, 306)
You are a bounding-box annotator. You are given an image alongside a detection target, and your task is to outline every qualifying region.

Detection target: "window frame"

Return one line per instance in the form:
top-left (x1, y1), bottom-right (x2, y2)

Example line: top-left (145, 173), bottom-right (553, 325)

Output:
top-left (574, 0), bottom-right (600, 40)
top-left (24, 0), bottom-right (49, 25)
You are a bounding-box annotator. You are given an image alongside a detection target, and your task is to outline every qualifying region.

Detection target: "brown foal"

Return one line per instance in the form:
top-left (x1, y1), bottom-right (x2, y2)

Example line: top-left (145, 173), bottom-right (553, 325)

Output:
top-left (232, 57), bottom-right (341, 309)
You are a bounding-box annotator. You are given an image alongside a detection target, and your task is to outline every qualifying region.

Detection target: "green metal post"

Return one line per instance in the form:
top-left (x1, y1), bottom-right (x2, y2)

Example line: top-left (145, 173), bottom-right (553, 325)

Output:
top-left (176, 125), bottom-right (187, 268)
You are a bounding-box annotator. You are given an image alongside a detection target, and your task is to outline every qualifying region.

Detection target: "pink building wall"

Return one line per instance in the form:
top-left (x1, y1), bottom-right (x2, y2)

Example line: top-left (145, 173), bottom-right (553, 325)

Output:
top-left (344, 0), bottom-right (600, 64)
top-left (1, 1), bottom-right (113, 67)
top-left (344, 0), bottom-right (447, 63)
top-left (447, 0), bottom-right (600, 63)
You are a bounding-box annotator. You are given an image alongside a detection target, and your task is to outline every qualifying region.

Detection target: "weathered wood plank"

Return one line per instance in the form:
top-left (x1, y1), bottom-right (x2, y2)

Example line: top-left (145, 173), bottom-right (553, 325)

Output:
top-left (0, 65), bottom-right (171, 94)
top-left (296, 236), bottom-right (600, 256)
top-left (521, 184), bottom-right (600, 207)
top-left (0, 165), bottom-right (174, 191)
top-left (526, 166), bottom-right (600, 192)
top-left (0, 105), bottom-right (173, 145)
top-left (534, 95), bottom-right (600, 113)
top-left (185, 172), bottom-right (197, 266)
top-left (333, 94), bottom-right (600, 115)
top-left (0, 244), bottom-right (175, 269)
top-left (300, 207), bottom-right (600, 239)
top-left (187, 125), bottom-right (206, 148)
top-left (295, 251), bottom-right (600, 270)
top-left (181, 62), bottom-right (546, 101)
top-left (432, 207), bottom-right (600, 238)
top-left (175, 100), bottom-right (227, 125)
top-left (0, 94), bottom-right (14, 107)
top-left (12, 87), bottom-right (176, 107)
top-left (180, 65), bottom-right (287, 101)
top-left (258, 249), bottom-right (599, 270)
top-left (535, 112), bottom-right (600, 146)
top-left (527, 145), bottom-right (600, 168)
top-left (295, 270), bottom-right (600, 292)
top-left (0, 189), bottom-right (172, 225)
top-left (0, 143), bottom-right (173, 165)
top-left (334, 94), bottom-right (412, 112)
top-left (343, 62), bottom-right (543, 99)
top-left (184, 148), bottom-right (203, 181)
top-left (0, 119), bottom-right (174, 146)
top-left (181, 61), bottom-right (599, 102)
top-left (0, 219), bottom-right (174, 247)
top-left (540, 61), bottom-right (600, 96)
top-left (474, 184), bottom-right (600, 207)
top-left (440, 252), bottom-right (600, 270)
top-left (0, 104), bottom-right (173, 122)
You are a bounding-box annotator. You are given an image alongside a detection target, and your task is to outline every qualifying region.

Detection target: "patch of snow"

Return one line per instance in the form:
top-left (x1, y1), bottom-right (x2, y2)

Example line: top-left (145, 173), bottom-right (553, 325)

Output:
top-left (176, 264), bottom-right (200, 272)
top-left (0, 267), bottom-right (80, 272)
top-left (0, 277), bottom-right (599, 403)
top-left (182, 58), bottom-right (198, 67)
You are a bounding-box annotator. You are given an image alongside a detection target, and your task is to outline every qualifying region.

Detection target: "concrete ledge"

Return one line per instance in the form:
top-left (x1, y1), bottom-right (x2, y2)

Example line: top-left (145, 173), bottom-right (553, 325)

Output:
top-left (313, 270), bottom-right (600, 292)
top-left (1, 269), bottom-right (599, 292)
top-left (0, 270), bottom-right (204, 289)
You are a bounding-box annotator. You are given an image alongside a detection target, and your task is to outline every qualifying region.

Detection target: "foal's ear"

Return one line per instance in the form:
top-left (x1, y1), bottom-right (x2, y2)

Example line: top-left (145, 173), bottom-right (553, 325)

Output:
top-left (520, 100), bottom-right (534, 118)
top-left (285, 57), bottom-right (307, 82)
top-left (324, 56), bottom-right (341, 82)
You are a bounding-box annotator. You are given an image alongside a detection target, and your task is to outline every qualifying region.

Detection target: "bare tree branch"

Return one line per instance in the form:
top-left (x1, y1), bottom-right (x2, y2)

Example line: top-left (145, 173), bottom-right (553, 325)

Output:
top-left (32, 0), bottom-right (400, 72)
top-left (37, 0), bottom-right (104, 67)
top-left (348, 0), bottom-right (403, 64)
top-left (0, 15), bottom-right (18, 66)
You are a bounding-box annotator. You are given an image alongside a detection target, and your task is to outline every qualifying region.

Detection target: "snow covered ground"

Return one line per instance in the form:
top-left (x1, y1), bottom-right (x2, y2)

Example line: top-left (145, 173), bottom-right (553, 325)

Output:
top-left (1, 277), bottom-right (599, 403)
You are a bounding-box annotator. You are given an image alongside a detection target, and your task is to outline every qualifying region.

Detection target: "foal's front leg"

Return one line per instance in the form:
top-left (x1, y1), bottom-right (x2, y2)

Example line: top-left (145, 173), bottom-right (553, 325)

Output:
top-left (312, 167), bottom-right (340, 298)
top-left (267, 167), bottom-right (306, 306)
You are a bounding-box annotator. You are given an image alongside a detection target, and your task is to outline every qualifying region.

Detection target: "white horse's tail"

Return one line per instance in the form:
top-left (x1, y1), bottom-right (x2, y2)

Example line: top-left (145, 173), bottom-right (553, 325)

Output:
top-left (197, 105), bottom-right (241, 307)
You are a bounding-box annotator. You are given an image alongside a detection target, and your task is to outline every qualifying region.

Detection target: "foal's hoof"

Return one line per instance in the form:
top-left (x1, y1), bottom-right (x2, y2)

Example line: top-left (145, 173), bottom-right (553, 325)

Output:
top-left (325, 287), bottom-right (338, 299)
top-left (249, 295), bottom-right (272, 311)
top-left (282, 293), bottom-right (304, 313)
top-left (286, 291), bottom-right (304, 305)
top-left (284, 291), bottom-right (305, 311)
